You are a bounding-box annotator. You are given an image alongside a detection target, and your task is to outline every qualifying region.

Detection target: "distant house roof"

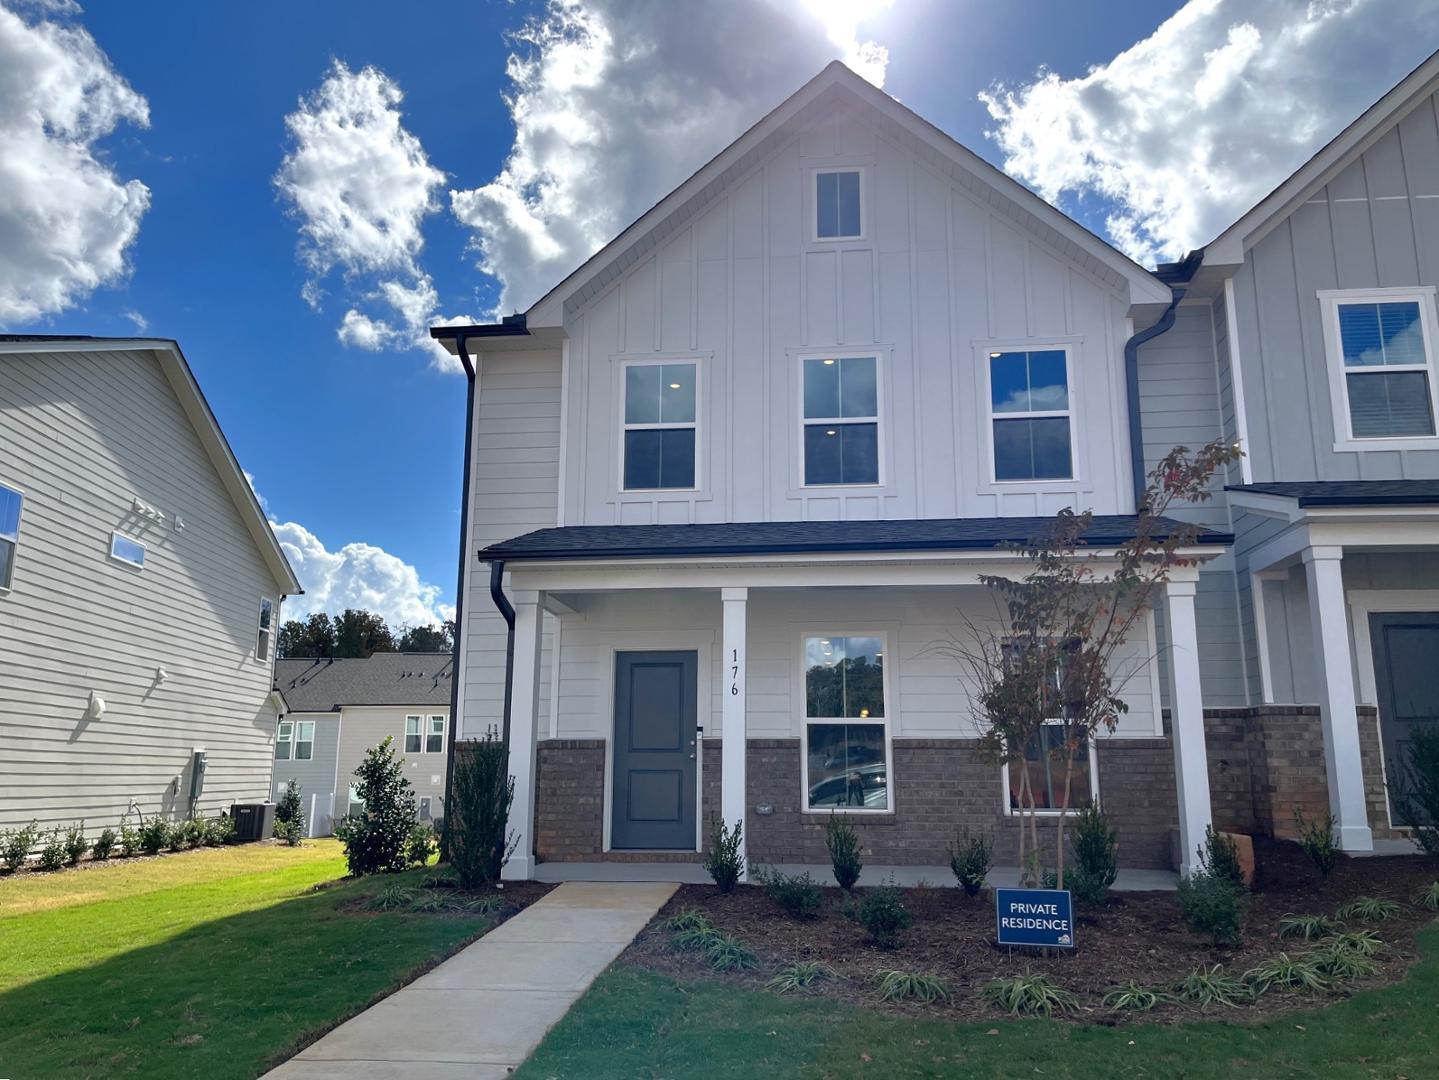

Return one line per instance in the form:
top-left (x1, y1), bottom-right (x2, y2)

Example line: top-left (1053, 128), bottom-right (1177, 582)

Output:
top-left (1227, 481), bottom-right (1439, 507)
top-left (478, 515), bottom-right (1232, 563)
top-left (273, 653), bottom-right (454, 713)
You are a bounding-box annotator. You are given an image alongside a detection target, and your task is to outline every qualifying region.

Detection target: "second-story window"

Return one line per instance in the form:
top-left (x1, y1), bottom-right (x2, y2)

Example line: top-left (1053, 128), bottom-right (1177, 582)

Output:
top-left (803, 356), bottom-right (879, 485)
top-left (623, 361), bottom-right (696, 490)
top-left (989, 349), bottom-right (1073, 481)
top-left (1323, 291), bottom-right (1439, 442)
top-left (815, 169), bottom-right (862, 240)
top-left (0, 482), bottom-right (22, 590)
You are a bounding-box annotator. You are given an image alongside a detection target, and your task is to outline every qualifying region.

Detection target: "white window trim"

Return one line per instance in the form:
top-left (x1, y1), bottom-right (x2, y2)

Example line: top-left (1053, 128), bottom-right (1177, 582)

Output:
top-left (275, 720), bottom-right (293, 760)
top-left (618, 356), bottom-right (702, 493)
top-left (404, 714), bottom-right (423, 754)
top-left (999, 719), bottom-right (1101, 817)
top-left (797, 352), bottom-right (886, 489)
top-left (981, 344), bottom-right (1079, 486)
top-left (798, 629), bottom-right (895, 816)
top-left (426, 714), bottom-right (446, 754)
top-left (810, 166), bottom-right (867, 243)
top-left (109, 530), bottom-right (146, 570)
top-left (0, 479), bottom-right (22, 594)
top-left (256, 597), bottom-right (274, 664)
top-left (293, 720), bottom-right (315, 761)
top-left (1319, 286), bottom-right (1439, 452)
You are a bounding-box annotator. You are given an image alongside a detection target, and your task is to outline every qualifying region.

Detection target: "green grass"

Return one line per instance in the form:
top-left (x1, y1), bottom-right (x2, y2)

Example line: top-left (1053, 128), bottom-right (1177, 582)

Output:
top-left (517, 924), bottom-right (1439, 1079)
top-left (0, 841), bottom-right (488, 1078)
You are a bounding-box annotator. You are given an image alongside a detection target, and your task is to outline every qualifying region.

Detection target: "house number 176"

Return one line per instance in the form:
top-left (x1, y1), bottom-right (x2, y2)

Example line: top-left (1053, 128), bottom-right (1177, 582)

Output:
top-left (730, 648), bottom-right (741, 696)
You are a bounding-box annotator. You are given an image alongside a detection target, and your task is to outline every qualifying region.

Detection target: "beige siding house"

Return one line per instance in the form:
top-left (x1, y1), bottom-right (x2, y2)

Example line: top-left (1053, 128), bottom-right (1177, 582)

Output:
top-left (0, 335), bottom-right (301, 835)
top-left (272, 653), bottom-right (453, 835)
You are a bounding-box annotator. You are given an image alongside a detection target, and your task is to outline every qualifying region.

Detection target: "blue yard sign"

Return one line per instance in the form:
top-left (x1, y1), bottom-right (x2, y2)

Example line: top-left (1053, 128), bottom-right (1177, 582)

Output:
top-left (995, 887), bottom-right (1075, 948)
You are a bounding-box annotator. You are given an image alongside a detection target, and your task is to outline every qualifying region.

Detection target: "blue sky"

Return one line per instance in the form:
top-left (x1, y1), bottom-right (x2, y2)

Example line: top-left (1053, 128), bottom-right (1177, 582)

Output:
top-left (3, 0), bottom-right (1435, 625)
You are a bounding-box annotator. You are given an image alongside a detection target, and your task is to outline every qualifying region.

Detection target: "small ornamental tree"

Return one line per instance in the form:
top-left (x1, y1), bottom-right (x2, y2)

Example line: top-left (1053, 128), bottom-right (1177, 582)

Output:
top-left (274, 780), bottom-right (306, 846)
top-left (334, 736), bottom-right (418, 875)
top-left (935, 438), bottom-right (1241, 887)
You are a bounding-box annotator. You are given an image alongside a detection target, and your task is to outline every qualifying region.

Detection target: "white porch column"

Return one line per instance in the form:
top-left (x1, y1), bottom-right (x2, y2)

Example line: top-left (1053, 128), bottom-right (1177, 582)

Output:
top-left (1166, 578), bottom-right (1213, 877)
top-left (1302, 547), bottom-right (1374, 852)
top-left (721, 587), bottom-right (748, 882)
top-left (502, 589), bottom-right (543, 881)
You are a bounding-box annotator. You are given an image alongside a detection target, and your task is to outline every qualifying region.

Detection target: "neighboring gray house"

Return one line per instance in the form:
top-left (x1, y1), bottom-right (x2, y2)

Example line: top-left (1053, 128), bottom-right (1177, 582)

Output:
top-left (0, 336), bottom-right (302, 834)
top-left (272, 653), bottom-right (453, 835)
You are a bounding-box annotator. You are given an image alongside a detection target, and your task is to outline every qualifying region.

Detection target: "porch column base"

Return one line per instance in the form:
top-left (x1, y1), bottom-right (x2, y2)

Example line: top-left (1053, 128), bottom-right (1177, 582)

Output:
top-left (502, 854), bottom-right (536, 882)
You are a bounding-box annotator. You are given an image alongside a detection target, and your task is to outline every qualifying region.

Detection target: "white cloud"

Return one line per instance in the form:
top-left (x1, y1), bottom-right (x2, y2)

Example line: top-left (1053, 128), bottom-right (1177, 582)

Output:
top-left (272, 518), bottom-right (454, 629)
top-left (450, 0), bottom-right (892, 316)
top-left (121, 309), bottom-right (147, 332)
top-left (276, 60), bottom-right (468, 370)
top-left (0, 2), bottom-right (150, 325)
top-left (980, 0), bottom-right (1439, 265)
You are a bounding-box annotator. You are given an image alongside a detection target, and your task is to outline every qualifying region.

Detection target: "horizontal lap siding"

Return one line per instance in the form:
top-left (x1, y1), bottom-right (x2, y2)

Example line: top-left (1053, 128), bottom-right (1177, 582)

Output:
top-left (0, 349), bottom-right (287, 832)
top-left (270, 712), bottom-right (340, 831)
top-left (334, 706), bottom-right (449, 819)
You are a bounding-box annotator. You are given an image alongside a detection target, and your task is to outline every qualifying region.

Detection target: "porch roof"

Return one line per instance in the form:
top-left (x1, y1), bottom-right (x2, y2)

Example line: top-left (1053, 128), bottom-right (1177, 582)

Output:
top-left (1227, 480), bottom-right (1439, 507)
top-left (478, 514), bottom-right (1232, 563)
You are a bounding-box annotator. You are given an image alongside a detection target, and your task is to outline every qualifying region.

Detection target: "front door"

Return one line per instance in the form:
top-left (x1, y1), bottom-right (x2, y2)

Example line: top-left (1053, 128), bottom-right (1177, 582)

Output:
top-left (1369, 611), bottom-right (1439, 825)
top-left (611, 651), bottom-right (699, 850)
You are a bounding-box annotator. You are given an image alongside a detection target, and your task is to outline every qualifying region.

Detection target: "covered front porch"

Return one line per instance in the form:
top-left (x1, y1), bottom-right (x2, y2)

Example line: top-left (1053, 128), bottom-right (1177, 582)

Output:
top-left (480, 517), bottom-right (1228, 882)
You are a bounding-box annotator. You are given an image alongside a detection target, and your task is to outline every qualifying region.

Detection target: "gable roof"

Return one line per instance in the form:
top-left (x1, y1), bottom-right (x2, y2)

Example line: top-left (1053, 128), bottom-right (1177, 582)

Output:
top-left (0, 335), bottom-right (301, 594)
top-left (516, 61), bottom-right (1170, 332)
top-left (274, 653), bottom-right (454, 712)
top-left (1201, 48), bottom-right (1439, 268)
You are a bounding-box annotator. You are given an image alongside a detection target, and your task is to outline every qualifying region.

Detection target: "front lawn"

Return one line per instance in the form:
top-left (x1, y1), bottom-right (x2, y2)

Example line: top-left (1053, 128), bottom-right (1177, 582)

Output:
top-left (517, 922), bottom-right (1439, 1078)
top-left (0, 841), bottom-right (518, 1078)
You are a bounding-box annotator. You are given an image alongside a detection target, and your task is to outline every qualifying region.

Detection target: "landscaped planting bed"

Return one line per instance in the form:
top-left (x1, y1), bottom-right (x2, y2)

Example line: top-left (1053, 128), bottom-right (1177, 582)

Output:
top-left (623, 838), bottom-right (1439, 1022)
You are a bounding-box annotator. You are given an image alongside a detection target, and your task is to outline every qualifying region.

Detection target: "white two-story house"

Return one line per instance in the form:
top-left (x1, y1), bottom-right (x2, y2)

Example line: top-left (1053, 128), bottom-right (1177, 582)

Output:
top-left (435, 62), bottom-right (1232, 879)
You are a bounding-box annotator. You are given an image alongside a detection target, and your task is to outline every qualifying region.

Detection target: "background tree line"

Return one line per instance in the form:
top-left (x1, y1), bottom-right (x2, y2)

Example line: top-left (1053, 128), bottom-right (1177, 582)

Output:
top-left (277, 610), bottom-right (455, 659)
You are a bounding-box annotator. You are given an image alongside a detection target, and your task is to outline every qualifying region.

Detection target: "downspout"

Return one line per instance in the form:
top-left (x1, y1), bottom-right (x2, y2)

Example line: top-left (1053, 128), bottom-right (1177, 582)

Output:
top-left (1124, 286), bottom-right (1186, 510)
top-left (489, 560), bottom-right (516, 747)
top-left (441, 334), bottom-right (477, 832)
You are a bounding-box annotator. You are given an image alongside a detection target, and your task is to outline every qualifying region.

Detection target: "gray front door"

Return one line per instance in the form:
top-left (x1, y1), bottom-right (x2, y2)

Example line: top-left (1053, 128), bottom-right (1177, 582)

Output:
top-left (611, 651), bottom-right (698, 850)
top-left (1369, 611), bottom-right (1439, 825)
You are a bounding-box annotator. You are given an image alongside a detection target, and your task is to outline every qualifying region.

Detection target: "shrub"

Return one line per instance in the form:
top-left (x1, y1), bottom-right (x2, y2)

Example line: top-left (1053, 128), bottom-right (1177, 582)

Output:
top-left (1278, 913), bottom-right (1340, 941)
top-left (1069, 805), bottom-right (1118, 905)
top-left (166, 823), bottom-right (187, 852)
top-left (876, 969), bottom-right (950, 1003)
top-left (948, 829), bottom-right (992, 898)
top-left (62, 821), bottom-right (88, 866)
top-left (857, 883), bottom-right (911, 948)
top-left (203, 816), bottom-right (235, 847)
top-left (824, 813), bottom-right (863, 891)
top-left (183, 819), bottom-right (207, 848)
top-left (1241, 952), bottom-right (1330, 994)
top-left (37, 832), bottom-right (66, 871)
top-left (1102, 981), bottom-right (1169, 1012)
top-left (2, 821), bottom-right (39, 871)
top-left (405, 823), bottom-right (438, 867)
top-left (1307, 943), bottom-right (1380, 980)
top-left (446, 733), bottom-right (518, 888)
top-left (1177, 869), bottom-right (1244, 947)
top-left (1173, 964), bottom-right (1251, 1007)
top-left (118, 824), bottom-right (140, 858)
top-left (91, 828), bottom-right (116, 861)
top-left (366, 883), bottom-right (418, 911)
top-left (275, 781), bottom-right (306, 841)
top-left (138, 818), bottom-right (169, 855)
top-left (1294, 806), bottom-right (1339, 878)
top-left (702, 818), bottom-right (745, 894)
top-left (980, 972), bottom-right (1079, 1016)
top-left (755, 866), bottom-right (821, 919)
top-left (1197, 825), bottom-right (1245, 888)
top-left (1335, 897), bottom-right (1401, 924)
top-left (1390, 725), bottom-right (1439, 858)
top-left (334, 736), bottom-right (418, 876)
top-left (1418, 882), bottom-right (1439, 912)
top-left (765, 960), bottom-right (835, 994)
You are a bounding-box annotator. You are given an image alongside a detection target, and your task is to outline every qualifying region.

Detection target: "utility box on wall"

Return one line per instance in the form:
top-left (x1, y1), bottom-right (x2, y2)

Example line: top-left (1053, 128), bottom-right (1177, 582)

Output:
top-left (188, 749), bottom-right (207, 801)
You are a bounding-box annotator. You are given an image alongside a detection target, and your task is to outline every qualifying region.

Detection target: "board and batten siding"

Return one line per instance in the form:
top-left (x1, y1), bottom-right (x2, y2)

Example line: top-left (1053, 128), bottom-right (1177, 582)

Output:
top-left (1231, 88), bottom-right (1439, 484)
top-left (0, 348), bottom-right (287, 832)
top-left (557, 105), bottom-right (1139, 527)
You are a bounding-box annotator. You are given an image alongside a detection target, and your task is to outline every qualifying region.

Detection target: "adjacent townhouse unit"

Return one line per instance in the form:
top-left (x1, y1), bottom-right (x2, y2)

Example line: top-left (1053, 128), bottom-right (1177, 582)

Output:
top-left (435, 53), bottom-right (1439, 882)
top-left (271, 652), bottom-right (454, 835)
top-left (0, 336), bottom-right (301, 835)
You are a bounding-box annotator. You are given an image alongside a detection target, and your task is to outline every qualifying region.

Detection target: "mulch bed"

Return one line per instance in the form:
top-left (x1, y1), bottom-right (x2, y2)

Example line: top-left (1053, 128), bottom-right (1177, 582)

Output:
top-left (339, 876), bottom-right (555, 919)
top-left (622, 839), bottom-right (1439, 1023)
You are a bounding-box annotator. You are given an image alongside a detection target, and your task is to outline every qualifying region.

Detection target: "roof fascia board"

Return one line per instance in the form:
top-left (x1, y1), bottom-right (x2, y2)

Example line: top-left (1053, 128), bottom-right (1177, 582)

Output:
top-left (1206, 51), bottom-right (1439, 266)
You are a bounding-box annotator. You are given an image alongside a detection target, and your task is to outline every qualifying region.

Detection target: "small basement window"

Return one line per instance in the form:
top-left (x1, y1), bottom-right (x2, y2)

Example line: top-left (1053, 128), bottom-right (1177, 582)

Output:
top-left (110, 531), bottom-right (146, 569)
top-left (815, 169), bottom-right (862, 240)
top-left (0, 482), bottom-right (21, 590)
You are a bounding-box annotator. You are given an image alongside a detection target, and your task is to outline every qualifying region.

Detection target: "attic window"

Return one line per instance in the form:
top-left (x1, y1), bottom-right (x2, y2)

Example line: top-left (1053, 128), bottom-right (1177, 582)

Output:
top-left (815, 169), bottom-right (862, 240)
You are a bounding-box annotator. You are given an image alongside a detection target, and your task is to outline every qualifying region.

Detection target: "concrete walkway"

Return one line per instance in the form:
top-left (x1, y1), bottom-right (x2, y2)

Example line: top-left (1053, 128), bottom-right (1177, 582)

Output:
top-left (265, 881), bottom-right (676, 1079)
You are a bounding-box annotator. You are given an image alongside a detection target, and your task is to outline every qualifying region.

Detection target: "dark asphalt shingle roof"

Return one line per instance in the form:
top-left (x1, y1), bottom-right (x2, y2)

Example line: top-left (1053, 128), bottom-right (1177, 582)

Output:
top-left (1227, 481), bottom-right (1439, 507)
top-left (273, 653), bottom-right (453, 712)
top-left (478, 515), bottom-right (1232, 562)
